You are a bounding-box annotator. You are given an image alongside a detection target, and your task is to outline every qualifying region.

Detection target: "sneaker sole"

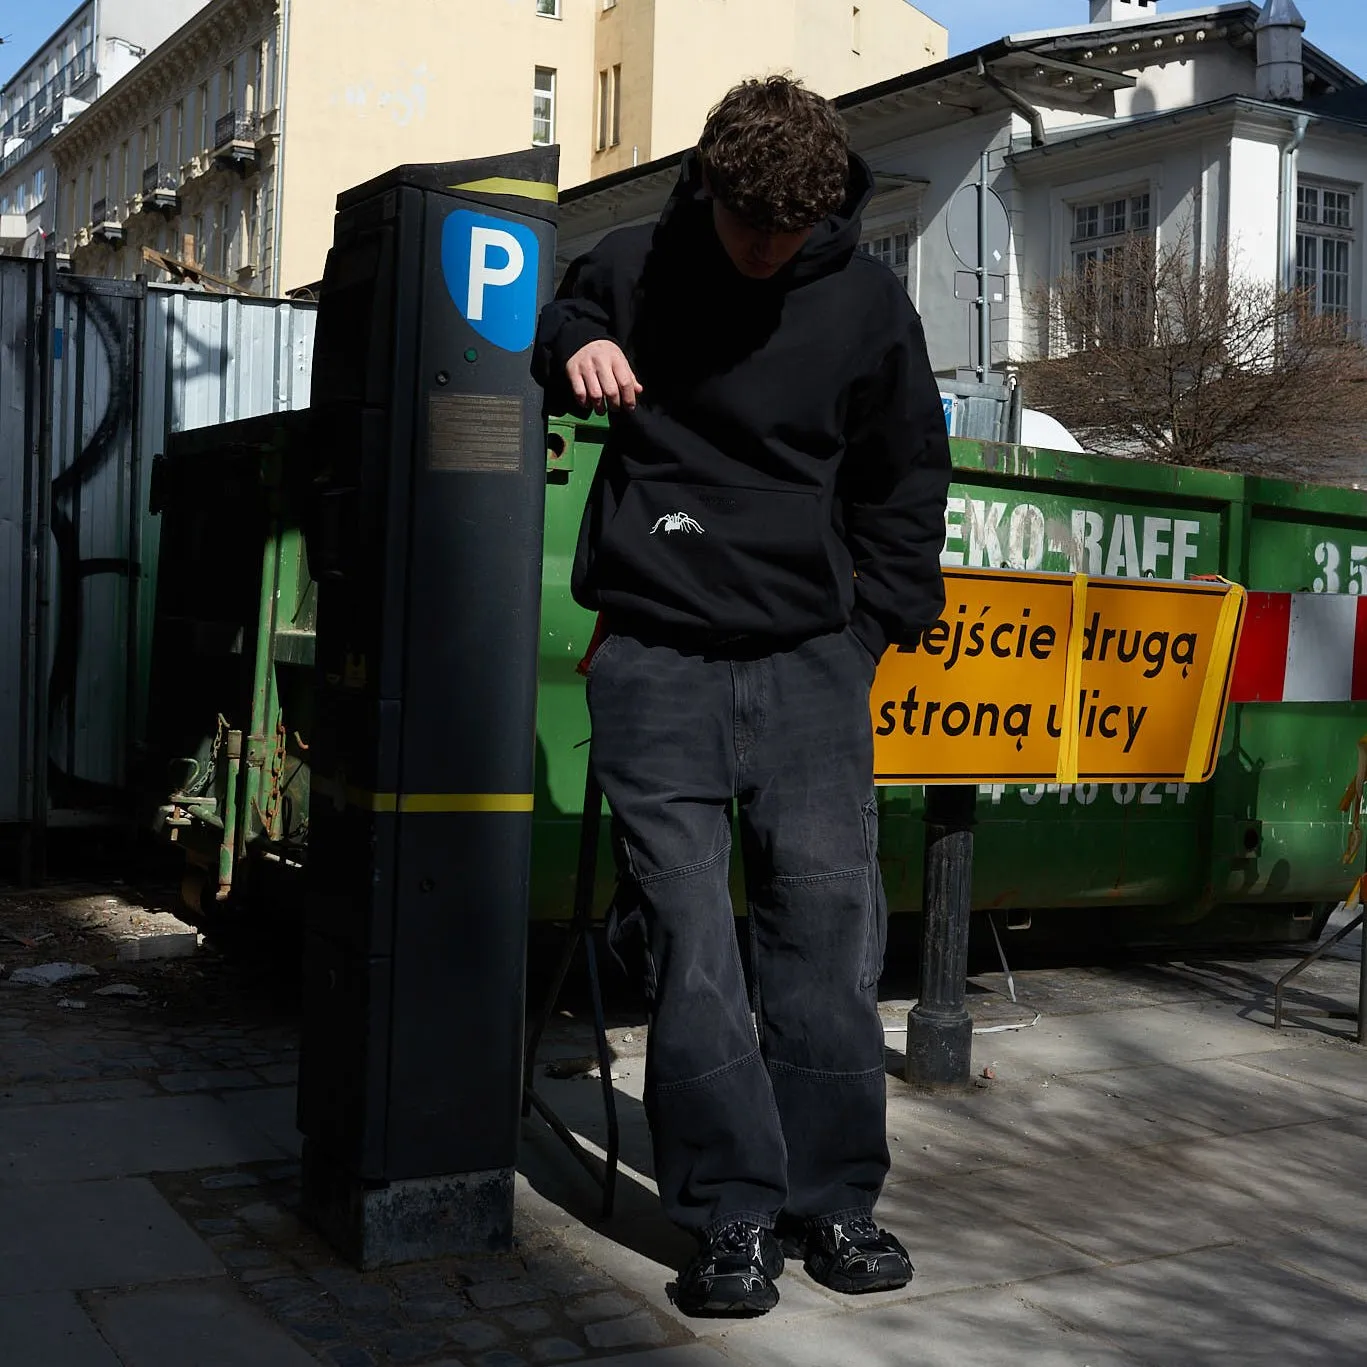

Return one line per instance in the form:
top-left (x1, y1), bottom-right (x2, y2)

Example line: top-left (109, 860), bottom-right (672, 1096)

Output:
top-left (673, 1284), bottom-right (780, 1317)
top-left (804, 1261), bottom-right (912, 1295)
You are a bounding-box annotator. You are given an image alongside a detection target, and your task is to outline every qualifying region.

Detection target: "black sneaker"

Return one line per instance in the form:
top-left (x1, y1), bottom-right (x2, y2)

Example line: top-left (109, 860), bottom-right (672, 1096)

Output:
top-left (672, 1220), bottom-right (783, 1317)
top-left (802, 1214), bottom-right (913, 1294)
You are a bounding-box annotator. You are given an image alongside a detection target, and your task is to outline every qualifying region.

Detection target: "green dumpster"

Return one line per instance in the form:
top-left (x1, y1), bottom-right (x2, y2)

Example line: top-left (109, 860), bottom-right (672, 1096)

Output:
top-left (534, 418), bottom-right (1367, 945)
top-left (146, 413), bottom-right (1367, 946)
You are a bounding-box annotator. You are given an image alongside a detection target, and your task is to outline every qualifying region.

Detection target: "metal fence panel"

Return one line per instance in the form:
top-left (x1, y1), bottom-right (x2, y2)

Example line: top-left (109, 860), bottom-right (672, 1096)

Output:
top-left (0, 259), bottom-right (39, 823)
top-left (0, 266), bottom-right (317, 827)
top-left (47, 278), bottom-right (143, 803)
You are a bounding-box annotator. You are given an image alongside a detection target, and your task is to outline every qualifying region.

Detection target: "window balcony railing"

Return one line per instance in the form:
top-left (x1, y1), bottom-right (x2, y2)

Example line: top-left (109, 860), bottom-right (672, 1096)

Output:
top-left (213, 111), bottom-right (261, 174)
top-left (140, 163), bottom-right (180, 215)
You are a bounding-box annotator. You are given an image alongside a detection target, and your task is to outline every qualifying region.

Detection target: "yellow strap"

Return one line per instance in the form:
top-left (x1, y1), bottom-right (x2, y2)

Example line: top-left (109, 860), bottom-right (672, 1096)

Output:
top-left (1055, 573), bottom-right (1088, 783)
top-left (1183, 582), bottom-right (1246, 784)
top-left (313, 775), bottom-right (533, 814)
top-left (449, 177), bottom-right (558, 203)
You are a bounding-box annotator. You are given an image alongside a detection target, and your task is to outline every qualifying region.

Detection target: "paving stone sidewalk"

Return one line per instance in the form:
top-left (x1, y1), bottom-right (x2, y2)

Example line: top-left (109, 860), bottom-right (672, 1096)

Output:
top-left (0, 883), bottom-right (696, 1367)
top-left (3, 882), bottom-right (1366, 1366)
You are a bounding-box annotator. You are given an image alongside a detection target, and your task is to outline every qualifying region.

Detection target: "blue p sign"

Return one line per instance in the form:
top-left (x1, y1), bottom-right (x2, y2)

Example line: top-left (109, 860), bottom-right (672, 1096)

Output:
top-left (442, 209), bottom-right (540, 353)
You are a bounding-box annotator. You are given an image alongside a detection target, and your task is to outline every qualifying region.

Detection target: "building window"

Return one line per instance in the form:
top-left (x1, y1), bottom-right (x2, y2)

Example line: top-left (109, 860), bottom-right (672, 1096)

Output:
top-left (247, 190), bottom-right (260, 269)
top-left (533, 66), bottom-right (556, 146)
top-left (1296, 182), bottom-right (1354, 319)
top-left (536, 0), bottom-right (560, 15)
top-left (860, 230), bottom-right (912, 289)
top-left (249, 43), bottom-right (264, 114)
top-left (119, 141), bottom-right (129, 200)
top-left (218, 203), bottom-right (233, 276)
top-left (198, 81), bottom-right (210, 152)
top-left (1067, 189), bottom-right (1154, 349)
top-left (33, 168), bottom-right (45, 204)
top-left (1071, 191), bottom-right (1151, 272)
top-left (174, 100), bottom-right (185, 165)
top-left (597, 66), bottom-right (621, 151)
top-left (223, 59), bottom-right (236, 116)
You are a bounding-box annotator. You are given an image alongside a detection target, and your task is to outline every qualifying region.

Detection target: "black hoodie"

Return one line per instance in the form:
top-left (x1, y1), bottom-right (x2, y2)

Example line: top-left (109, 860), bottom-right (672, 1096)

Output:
top-left (532, 150), bottom-right (951, 660)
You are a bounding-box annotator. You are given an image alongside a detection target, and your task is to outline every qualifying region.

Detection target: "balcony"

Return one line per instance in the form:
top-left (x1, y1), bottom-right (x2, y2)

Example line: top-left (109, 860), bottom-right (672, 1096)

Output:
top-left (0, 48), bottom-right (92, 141)
top-left (212, 110), bottom-right (260, 174)
top-left (91, 199), bottom-right (124, 246)
top-left (140, 163), bottom-right (179, 215)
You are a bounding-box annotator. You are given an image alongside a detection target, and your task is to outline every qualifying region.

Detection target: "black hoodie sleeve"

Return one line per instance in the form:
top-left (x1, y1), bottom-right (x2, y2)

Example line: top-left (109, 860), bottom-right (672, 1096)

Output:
top-left (531, 245), bottom-right (620, 417)
top-left (840, 304), bottom-right (952, 659)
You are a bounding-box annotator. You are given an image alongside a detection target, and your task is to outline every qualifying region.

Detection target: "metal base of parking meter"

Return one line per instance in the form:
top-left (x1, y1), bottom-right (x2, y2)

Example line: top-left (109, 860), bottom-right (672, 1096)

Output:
top-left (906, 785), bottom-right (977, 1088)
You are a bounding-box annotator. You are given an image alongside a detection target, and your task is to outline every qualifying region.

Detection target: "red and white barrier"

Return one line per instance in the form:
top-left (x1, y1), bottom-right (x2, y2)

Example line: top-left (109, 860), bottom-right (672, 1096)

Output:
top-left (1230, 591), bottom-right (1367, 703)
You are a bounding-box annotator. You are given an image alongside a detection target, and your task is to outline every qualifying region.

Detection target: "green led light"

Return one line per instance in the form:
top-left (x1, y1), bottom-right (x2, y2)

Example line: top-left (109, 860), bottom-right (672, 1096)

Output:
top-left (463, 347), bottom-right (479, 363)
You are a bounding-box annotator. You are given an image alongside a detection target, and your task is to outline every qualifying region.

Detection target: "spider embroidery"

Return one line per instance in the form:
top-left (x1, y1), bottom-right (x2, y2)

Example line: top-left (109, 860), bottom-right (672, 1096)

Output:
top-left (650, 511), bottom-right (706, 535)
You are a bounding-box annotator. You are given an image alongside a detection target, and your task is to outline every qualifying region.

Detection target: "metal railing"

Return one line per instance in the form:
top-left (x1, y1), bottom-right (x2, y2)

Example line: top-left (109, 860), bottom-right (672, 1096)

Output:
top-left (214, 110), bottom-right (259, 149)
top-left (143, 163), bottom-right (177, 196)
top-left (1, 46), bottom-right (93, 140)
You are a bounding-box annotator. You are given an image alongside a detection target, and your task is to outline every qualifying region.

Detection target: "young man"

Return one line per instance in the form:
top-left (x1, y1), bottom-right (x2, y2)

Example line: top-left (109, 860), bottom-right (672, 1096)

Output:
top-left (533, 76), bottom-right (951, 1316)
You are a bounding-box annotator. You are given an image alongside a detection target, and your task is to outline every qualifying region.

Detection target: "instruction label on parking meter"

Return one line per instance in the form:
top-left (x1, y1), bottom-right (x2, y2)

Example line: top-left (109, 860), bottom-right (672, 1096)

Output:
top-left (872, 568), bottom-right (1245, 786)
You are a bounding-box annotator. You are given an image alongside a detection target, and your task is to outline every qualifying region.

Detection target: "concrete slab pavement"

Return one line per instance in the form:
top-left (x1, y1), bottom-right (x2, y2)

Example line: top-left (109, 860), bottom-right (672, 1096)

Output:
top-left (0, 1292), bottom-right (122, 1367)
top-left (1015, 1245), bottom-right (1367, 1367)
top-left (0, 1094), bottom-right (289, 1184)
top-left (0, 1177), bottom-right (223, 1294)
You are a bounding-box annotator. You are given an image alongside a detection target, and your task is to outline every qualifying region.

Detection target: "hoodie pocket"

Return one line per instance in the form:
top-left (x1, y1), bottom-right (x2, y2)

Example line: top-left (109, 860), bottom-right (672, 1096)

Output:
top-left (594, 480), bottom-right (849, 634)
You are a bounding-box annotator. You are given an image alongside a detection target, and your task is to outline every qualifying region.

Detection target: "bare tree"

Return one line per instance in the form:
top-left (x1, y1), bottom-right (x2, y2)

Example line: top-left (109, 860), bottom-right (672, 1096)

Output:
top-left (1016, 228), bottom-right (1367, 475)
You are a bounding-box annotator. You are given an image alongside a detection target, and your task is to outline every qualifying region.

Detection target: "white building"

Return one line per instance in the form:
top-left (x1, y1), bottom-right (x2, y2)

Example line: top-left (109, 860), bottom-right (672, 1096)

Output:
top-left (559, 1), bottom-right (1367, 380)
top-left (0, 0), bottom-right (204, 259)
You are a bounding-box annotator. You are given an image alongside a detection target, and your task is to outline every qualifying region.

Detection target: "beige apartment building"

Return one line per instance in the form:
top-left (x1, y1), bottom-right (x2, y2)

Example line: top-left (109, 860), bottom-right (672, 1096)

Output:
top-left (45, 0), bottom-right (946, 295)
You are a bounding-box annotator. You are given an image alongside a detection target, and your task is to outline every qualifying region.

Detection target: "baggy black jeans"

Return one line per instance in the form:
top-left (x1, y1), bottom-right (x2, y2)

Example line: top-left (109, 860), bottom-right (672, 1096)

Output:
top-left (586, 625), bottom-right (890, 1237)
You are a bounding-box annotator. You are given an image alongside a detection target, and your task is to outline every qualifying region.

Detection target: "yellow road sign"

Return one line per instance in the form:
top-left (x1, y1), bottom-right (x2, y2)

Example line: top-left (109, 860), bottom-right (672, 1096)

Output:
top-left (872, 568), bottom-right (1246, 786)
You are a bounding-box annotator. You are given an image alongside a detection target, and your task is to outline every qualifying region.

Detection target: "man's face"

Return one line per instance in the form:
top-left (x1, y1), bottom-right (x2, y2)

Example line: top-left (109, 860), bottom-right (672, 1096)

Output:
top-left (711, 199), bottom-right (814, 280)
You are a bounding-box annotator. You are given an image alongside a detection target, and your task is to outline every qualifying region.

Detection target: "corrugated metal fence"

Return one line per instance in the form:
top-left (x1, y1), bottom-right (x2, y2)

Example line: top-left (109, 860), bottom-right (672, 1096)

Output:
top-left (0, 257), bottom-right (316, 827)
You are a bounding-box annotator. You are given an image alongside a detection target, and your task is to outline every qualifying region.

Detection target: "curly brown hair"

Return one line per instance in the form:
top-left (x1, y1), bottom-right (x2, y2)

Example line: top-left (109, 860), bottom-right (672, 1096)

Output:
top-left (697, 75), bottom-right (849, 234)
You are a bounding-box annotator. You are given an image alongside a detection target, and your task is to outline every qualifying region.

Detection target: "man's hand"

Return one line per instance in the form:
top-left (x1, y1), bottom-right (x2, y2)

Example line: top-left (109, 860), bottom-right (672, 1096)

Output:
top-left (567, 340), bottom-right (643, 413)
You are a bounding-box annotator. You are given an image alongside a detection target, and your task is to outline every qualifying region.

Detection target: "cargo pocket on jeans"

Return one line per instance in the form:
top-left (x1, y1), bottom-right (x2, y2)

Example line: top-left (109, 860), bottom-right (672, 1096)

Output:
top-left (859, 796), bottom-right (888, 990)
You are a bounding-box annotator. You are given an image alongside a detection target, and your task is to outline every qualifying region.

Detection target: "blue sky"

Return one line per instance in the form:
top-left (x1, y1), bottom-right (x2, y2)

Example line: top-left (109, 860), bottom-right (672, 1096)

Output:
top-left (3, 0), bottom-right (1364, 87)
top-left (918, 1), bottom-right (1366, 77)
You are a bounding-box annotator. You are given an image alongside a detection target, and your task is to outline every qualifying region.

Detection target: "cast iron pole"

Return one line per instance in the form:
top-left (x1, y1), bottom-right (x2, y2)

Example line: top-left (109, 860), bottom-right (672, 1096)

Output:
top-left (905, 784), bottom-right (977, 1086)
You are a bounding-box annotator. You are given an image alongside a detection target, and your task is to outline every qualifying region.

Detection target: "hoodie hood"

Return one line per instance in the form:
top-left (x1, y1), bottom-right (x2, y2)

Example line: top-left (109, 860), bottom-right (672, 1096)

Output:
top-left (655, 149), bottom-right (877, 286)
